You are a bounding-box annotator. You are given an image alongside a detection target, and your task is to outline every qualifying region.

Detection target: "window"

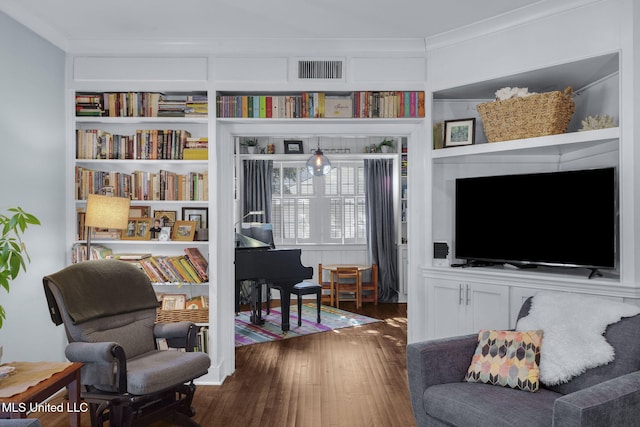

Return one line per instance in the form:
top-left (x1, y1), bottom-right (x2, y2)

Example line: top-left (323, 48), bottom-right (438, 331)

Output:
top-left (271, 161), bottom-right (367, 244)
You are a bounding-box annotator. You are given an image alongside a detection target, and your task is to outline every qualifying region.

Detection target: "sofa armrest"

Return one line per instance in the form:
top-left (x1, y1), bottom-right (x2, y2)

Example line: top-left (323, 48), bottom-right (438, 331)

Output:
top-left (406, 334), bottom-right (477, 426)
top-left (554, 370), bottom-right (640, 427)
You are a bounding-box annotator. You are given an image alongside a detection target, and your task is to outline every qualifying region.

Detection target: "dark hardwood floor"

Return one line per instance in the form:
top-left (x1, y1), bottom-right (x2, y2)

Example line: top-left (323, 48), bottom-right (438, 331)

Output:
top-left (30, 302), bottom-right (416, 427)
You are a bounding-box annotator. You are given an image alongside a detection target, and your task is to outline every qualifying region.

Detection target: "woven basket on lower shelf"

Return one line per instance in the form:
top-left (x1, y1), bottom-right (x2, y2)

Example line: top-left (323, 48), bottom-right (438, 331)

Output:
top-left (476, 86), bottom-right (575, 142)
top-left (156, 308), bottom-right (208, 323)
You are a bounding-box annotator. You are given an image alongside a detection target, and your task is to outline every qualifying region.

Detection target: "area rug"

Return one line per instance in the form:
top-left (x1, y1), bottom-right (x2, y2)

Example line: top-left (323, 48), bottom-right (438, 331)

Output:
top-left (235, 303), bottom-right (381, 347)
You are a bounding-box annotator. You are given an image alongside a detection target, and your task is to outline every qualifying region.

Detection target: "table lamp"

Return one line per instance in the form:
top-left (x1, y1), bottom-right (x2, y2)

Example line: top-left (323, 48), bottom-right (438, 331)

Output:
top-left (85, 194), bottom-right (131, 260)
top-left (234, 210), bottom-right (264, 229)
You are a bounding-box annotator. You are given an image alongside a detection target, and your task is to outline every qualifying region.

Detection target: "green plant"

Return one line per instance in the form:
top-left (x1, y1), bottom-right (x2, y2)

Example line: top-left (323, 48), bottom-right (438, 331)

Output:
top-left (0, 207), bottom-right (40, 328)
top-left (378, 138), bottom-right (396, 151)
top-left (241, 139), bottom-right (258, 146)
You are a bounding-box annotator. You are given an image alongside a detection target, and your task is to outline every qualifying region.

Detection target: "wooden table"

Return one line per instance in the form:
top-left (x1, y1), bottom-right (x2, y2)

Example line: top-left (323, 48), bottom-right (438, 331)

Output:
top-left (0, 362), bottom-right (83, 426)
top-left (321, 264), bottom-right (372, 307)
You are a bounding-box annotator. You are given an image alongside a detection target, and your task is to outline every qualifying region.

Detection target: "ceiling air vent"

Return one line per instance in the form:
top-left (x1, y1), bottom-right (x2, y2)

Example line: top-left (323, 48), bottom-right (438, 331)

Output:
top-left (297, 60), bottom-right (344, 80)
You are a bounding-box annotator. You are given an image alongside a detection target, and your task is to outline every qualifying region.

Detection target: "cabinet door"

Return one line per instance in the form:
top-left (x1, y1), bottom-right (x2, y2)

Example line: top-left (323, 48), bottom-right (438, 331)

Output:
top-left (427, 278), bottom-right (465, 339)
top-left (464, 282), bottom-right (510, 334)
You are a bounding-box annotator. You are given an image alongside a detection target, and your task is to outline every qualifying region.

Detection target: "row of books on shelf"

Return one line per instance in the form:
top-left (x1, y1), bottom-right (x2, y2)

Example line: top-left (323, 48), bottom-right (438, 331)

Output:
top-left (135, 250), bottom-right (208, 284)
top-left (76, 128), bottom-right (208, 161)
top-left (75, 166), bottom-right (208, 201)
top-left (76, 92), bottom-right (208, 118)
top-left (216, 91), bottom-right (425, 119)
top-left (71, 244), bottom-right (209, 283)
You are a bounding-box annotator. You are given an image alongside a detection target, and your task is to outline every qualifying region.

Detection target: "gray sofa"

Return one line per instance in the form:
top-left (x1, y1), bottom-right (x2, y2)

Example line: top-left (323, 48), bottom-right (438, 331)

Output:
top-left (407, 298), bottom-right (640, 426)
top-left (0, 421), bottom-right (41, 426)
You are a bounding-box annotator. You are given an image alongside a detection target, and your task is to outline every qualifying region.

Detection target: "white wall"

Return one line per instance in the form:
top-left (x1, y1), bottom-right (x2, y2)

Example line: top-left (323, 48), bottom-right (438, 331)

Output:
top-left (0, 11), bottom-right (67, 362)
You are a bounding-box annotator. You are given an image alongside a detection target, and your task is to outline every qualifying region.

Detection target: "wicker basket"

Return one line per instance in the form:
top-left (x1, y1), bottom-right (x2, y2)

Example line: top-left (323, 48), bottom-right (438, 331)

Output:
top-left (156, 308), bottom-right (208, 323)
top-left (476, 87), bottom-right (575, 142)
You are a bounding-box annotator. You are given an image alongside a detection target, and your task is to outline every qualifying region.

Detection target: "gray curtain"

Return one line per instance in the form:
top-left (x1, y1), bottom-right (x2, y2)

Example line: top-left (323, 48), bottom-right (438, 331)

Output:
top-left (242, 160), bottom-right (273, 223)
top-left (364, 158), bottom-right (398, 302)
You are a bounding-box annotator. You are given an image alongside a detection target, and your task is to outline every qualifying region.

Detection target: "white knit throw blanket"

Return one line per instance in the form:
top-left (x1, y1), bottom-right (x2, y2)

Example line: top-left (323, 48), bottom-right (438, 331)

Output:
top-left (516, 292), bottom-right (640, 385)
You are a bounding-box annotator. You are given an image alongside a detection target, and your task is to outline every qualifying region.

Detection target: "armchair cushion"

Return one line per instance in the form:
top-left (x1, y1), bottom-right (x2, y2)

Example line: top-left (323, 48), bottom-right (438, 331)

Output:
top-left (464, 329), bottom-right (543, 392)
top-left (127, 350), bottom-right (210, 395)
top-left (424, 382), bottom-right (559, 427)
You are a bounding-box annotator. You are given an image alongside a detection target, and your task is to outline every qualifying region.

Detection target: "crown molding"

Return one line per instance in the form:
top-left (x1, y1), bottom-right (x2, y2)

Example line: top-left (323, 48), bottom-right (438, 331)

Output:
top-left (0, 2), bottom-right (68, 51)
top-left (63, 37), bottom-right (427, 56)
top-left (426, 0), bottom-right (604, 51)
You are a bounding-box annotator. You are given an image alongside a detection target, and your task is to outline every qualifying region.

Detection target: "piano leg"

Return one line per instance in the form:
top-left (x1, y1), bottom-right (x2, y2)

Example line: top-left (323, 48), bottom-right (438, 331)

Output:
top-left (279, 289), bottom-right (291, 333)
top-left (249, 281), bottom-right (265, 325)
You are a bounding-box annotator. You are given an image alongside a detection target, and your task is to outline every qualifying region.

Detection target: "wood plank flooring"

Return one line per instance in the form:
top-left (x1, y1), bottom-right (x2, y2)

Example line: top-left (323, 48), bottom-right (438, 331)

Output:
top-left (28, 303), bottom-right (416, 427)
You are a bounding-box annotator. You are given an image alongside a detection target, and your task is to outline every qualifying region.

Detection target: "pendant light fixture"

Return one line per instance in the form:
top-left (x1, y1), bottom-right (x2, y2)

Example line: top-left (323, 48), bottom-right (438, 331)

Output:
top-left (306, 138), bottom-right (332, 176)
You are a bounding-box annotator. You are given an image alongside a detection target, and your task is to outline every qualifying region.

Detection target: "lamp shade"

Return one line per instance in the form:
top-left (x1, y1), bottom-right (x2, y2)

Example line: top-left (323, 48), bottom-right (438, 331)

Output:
top-left (85, 194), bottom-right (131, 229)
top-left (306, 148), bottom-right (332, 176)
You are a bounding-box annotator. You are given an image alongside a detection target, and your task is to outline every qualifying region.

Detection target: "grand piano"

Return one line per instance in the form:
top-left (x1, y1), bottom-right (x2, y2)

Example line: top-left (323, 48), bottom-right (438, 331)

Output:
top-left (235, 229), bottom-right (313, 333)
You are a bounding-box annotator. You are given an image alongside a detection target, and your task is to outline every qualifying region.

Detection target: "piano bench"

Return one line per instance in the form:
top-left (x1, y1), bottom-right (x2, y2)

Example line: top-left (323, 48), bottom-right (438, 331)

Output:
top-left (268, 281), bottom-right (322, 327)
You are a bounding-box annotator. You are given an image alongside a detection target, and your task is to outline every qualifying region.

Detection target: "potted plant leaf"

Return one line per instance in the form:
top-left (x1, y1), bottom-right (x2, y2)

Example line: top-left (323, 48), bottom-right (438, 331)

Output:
top-left (0, 207), bottom-right (40, 329)
top-left (378, 138), bottom-right (396, 153)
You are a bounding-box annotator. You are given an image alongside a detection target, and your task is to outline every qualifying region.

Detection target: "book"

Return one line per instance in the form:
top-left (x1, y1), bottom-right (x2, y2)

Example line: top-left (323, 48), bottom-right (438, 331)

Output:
top-left (184, 247), bottom-right (208, 281)
top-left (186, 295), bottom-right (208, 310)
top-left (325, 96), bottom-right (352, 118)
top-left (183, 148), bottom-right (208, 160)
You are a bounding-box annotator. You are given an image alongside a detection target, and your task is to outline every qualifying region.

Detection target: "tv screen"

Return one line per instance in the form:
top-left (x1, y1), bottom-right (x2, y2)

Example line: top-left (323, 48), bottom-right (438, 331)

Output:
top-left (455, 167), bottom-right (616, 270)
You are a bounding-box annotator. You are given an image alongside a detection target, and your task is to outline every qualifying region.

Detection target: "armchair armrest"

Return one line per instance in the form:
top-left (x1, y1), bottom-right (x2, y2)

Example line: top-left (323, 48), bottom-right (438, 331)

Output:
top-left (154, 321), bottom-right (193, 339)
top-left (154, 321), bottom-right (198, 351)
top-left (553, 370), bottom-right (640, 427)
top-left (65, 341), bottom-right (128, 393)
top-left (407, 334), bottom-right (477, 426)
top-left (65, 341), bottom-right (119, 363)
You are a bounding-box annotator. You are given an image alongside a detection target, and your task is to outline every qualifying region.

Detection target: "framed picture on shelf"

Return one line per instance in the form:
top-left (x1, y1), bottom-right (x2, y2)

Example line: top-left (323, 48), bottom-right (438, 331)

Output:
top-left (161, 294), bottom-right (186, 310)
top-left (129, 205), bottom-right (151, 218)
top-left (444, 118), bottom-right (476, 147)
top-left (153, 210), bottom-right (177, 228)
top-left (284, 140), bottom-right (303, 154)
top-left (172, 220), bottom-right (198, 241)
top-left (158, 227), bottom-right (172, 241)
top-left (182, 207), bottom-right (208, 229)
top-left (122, 218), bottom-right (152, 240)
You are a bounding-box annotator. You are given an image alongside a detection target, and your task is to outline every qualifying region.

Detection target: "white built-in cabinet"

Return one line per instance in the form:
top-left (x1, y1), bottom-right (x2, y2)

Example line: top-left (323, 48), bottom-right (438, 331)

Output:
top-left (419, 50), bottom-right (639, 341)
top-left (427, 275), bottom-right (509, 339)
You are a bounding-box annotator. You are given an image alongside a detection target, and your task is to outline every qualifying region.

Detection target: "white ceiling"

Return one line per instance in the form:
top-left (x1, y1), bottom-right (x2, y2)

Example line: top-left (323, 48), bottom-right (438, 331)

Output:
top-left (0, 0), bottom-right (547, 48)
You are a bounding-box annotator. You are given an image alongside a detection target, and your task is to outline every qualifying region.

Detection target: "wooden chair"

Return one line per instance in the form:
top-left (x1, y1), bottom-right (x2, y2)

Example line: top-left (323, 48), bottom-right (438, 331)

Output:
top-left (360, 263), bottom-right (378, 305)
top-left (319, 263), bottom-right (334, 306)
top-left (335, 266), bottom-right (361, 309)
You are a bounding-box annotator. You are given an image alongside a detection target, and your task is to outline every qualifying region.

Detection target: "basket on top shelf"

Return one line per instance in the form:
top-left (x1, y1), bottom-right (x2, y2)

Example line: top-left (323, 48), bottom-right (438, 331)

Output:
top-left (476, 86), bottom-right (575, 143)
top-left (156, 308), bottom-right (208, 324)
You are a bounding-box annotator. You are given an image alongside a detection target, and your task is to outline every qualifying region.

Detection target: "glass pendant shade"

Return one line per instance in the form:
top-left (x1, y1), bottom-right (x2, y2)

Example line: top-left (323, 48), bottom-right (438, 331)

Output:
top-left (306, 148), bottom-right (332, 176)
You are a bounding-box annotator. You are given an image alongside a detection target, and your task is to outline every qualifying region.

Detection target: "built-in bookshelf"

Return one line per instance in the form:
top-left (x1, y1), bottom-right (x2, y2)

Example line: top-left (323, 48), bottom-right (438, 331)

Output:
top-left (216, 91), bottom-right (425, 119)
top-left (76, 92), bottom-right (207, 118)
top-left (71, 91), bottom-right (211, 329)
top-left (76, 128), bottom-right (207, 161)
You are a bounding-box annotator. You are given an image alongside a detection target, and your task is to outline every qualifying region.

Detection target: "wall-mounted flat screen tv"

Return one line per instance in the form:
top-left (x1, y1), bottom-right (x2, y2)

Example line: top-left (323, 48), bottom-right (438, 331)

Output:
top-left (455, 167), bottom-right (616, 271)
